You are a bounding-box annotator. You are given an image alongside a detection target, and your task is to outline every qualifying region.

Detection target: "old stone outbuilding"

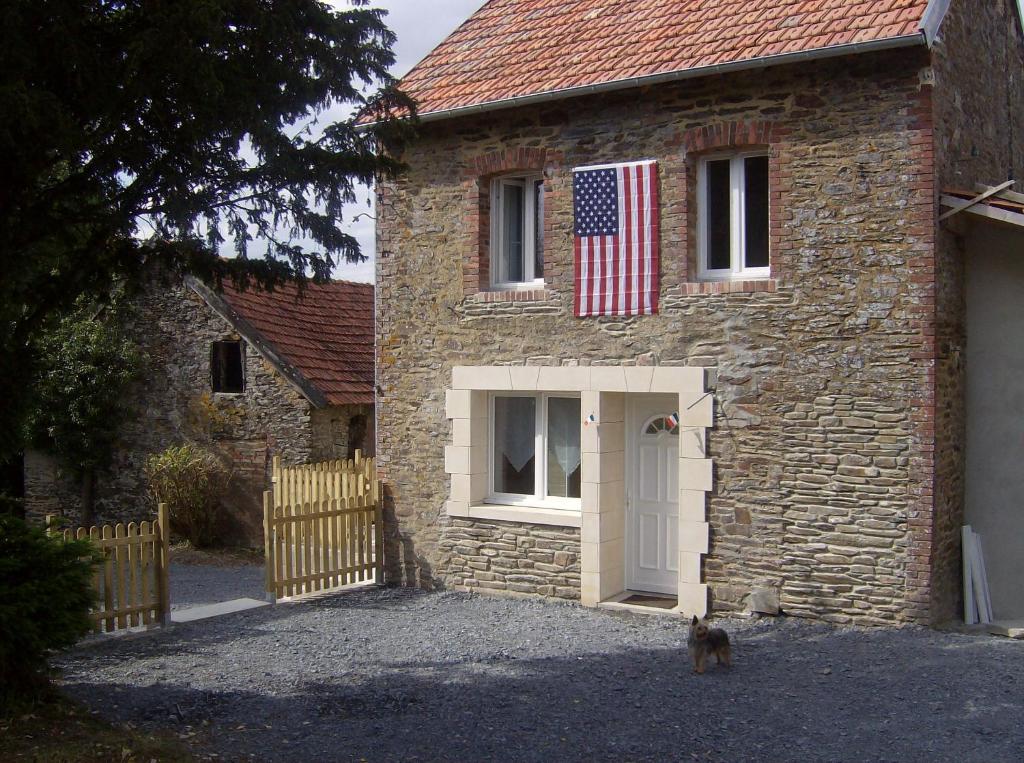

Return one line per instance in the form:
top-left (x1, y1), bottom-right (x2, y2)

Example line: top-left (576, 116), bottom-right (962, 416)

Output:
top-left (25, 276), bottom-right (374, 544)
top-left (373, 0), bottom-right (1024, 625)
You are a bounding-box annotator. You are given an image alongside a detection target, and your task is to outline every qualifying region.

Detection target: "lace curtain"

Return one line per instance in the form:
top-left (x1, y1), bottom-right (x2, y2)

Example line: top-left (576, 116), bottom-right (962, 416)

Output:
top-left (548, 397), bottom-right (581, 484)
top-left (494, 396), bottom-right (535, 472)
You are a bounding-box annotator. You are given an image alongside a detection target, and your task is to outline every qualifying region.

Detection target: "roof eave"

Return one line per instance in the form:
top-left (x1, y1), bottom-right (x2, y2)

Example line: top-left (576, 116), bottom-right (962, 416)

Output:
top-left (376, 32), bottom-right (928, 129)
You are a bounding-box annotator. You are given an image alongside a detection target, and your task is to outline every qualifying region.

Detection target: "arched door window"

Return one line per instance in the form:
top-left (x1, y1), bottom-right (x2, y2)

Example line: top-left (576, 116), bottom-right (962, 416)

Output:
top-left (641, 415), bottom-right (679, 437)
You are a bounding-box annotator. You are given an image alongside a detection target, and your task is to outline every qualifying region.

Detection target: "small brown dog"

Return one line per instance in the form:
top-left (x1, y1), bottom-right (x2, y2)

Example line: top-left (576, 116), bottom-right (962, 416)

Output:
top-left (687, 615), bottom-right (731, 674)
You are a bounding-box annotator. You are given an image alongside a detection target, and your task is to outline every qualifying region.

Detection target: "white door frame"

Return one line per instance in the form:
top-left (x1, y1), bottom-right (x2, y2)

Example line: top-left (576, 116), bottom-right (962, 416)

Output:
top-left (625, 393), bottom-right (680, 596)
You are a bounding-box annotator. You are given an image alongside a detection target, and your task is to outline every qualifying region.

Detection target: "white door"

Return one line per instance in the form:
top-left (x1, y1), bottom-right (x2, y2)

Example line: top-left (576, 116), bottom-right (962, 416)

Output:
top-left (627, 395), bottom-right (679, 595)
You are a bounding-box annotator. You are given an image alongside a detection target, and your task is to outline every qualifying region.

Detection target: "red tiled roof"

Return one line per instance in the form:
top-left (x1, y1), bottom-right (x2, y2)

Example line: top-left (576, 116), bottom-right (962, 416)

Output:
top-left (398, 0), bottom-right (931, 118)
top-left (219, 280), bottom-right (374, 406)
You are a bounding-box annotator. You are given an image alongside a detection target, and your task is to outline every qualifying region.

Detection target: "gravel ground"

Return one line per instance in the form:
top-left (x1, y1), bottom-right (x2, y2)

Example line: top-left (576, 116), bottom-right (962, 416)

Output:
top-left (57, 587), bottom-right (1024, 762)
top-left (169, 561), bottom-right (265, 611)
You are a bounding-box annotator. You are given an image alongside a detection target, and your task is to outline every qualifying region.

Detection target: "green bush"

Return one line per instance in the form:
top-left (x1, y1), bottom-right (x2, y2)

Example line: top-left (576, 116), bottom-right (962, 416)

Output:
top-left (0, 515), bottom-right (97, 711)
top-left (145, 444), bottom-right (229, 547)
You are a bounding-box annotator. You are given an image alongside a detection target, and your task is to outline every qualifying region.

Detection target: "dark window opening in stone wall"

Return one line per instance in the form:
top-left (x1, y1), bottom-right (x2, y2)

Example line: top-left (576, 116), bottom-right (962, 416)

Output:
top-left (211, 341), bottom-right (245, 393)
top-left (347, 414), bottom-right (368, 460)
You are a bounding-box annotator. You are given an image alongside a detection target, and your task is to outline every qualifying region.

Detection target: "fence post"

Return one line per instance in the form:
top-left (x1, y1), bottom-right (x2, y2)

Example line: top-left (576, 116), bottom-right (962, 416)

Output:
top-left (45, 514), bottom-right (56, 537)
top-left (374, 479), bottom-right (385, 586)
top-left (157, 503), bottom-right (171, 626)
top-left (263, 491), bottom-right (277, 604)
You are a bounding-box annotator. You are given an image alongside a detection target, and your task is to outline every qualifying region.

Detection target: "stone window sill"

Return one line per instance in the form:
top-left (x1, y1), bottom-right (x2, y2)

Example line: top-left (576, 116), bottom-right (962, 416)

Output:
top-left (470, 288), bottom-right (553, 304)
top-left (447, 502), bottom-right (582, 528)
top-left (682, 279), bottom-right (777, 295)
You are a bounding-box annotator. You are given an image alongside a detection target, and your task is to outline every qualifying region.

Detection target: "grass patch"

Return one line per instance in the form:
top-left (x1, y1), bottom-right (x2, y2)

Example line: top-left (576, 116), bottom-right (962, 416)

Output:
top-left (0, 694), bottom-right (193, 762)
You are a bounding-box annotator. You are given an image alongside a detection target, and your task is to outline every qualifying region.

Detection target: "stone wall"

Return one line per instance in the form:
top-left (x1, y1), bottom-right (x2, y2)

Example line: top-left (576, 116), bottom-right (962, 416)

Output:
top-left (441, 519), bottom-right (580, 598)
top-left (377, 49), bottom-right (942, 623)
top-left (311, 404), bottom-right (375, 462)
top-left (929, 0), bottom-right (1024, 622)
top-left (24, 281), bottom-right (369, 545)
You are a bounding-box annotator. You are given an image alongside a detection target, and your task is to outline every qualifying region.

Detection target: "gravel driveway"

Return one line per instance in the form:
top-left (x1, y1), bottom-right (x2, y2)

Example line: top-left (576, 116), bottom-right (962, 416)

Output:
top-left (57, 588), bottom-right (1024, 762)
top-left (169, 561), bottom-right (265, 611)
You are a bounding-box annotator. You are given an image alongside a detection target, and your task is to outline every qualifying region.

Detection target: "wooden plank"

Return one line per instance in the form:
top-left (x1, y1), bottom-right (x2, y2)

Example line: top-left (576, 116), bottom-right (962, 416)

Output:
top-left (974, 182), bottom-right (1024, 205)
top-left (974, 531), bottom-right (994, 624)
top-left (140, 521), bottom-right (152, 626)
top-left (270, 503), bottom-right (374, 525)
top-left (319, 498), bottom-right (330, 589)
top-left (126, 523), bottom-right (138, 627)
top-left (157, 503), bottom-right (170, 626)
top-left (347, 496), bottom-right (357, 586)
top-left (283, 500), bottom-right (294, 598)
top-left (302, 501), bottom-right (313, 596)
top-left (114, 523), bottom-right (128, 630)
top-left (263, 492), bottom-right (276, 603)
top-left (311, 495), bottom-right (322, 593)
top-left (962, 526), bottom-right (977, 625)
top-left (100, 525), bottom-right (114, 632)
top-left (939, 180), bottom-right (1016, 221)
top-left (968, 530), bottom-right (992, 624)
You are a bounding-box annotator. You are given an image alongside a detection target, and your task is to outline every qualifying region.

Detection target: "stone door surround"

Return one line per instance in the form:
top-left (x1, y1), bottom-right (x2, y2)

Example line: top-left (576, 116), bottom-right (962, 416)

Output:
top-left (444, 364), bottom-right (713, 616)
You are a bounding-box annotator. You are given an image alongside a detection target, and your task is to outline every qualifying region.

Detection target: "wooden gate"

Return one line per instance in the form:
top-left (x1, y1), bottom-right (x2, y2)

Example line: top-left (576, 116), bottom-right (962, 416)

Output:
top-left (48, 504), bottom-right (170, 633)
top-left (264, 454), bottom-right (383, 600)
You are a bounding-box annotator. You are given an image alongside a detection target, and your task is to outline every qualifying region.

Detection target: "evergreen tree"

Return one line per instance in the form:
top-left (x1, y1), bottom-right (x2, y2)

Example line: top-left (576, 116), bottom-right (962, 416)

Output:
top-left (0, 0), bottom-right (412, 460)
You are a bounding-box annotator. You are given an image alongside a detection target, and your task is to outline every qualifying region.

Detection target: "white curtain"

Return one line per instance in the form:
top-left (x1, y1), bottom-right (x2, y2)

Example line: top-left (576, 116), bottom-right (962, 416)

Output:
top-left (494, 397), bottom-right (535, 472)
top-left (548, 397), bottom-right (581, 479)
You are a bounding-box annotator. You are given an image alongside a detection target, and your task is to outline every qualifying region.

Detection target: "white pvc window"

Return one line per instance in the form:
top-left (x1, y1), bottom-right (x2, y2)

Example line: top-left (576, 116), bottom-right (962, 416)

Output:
top-left (491, 175), bottom-right (544, 288)
top-left (489, 393), bottom-right (581, 509)
top-left (698, 153), bottom-right (770, 280)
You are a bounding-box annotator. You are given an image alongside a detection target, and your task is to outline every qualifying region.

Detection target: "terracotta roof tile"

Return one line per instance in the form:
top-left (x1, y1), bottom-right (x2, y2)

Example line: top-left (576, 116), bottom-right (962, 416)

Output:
top-left (219, 280), bottom-right (374, 406)
top-left (397, 0), bottom-right (930, 118)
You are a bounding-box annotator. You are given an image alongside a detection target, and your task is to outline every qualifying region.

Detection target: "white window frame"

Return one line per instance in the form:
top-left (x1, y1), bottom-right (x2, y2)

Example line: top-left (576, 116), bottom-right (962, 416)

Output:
top-left (486, 392), bottom-right (581, 511)
top-left (697, 152), bottom-right (770, 281)
top-left (490, 175), bottom-right (545, 290)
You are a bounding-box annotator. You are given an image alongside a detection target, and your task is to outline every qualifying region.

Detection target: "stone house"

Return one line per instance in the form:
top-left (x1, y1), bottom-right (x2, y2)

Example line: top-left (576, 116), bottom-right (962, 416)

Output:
top-left (374, 0), bottom-right (1024, 626)
top-left (25, 276), bottom-right (374, 544)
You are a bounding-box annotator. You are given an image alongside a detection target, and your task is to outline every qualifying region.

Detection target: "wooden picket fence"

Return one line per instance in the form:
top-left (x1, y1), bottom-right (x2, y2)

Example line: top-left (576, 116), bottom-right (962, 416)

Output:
top-left (47, 504), bottom-right (170, 633)
top-left (265, 454), bottom-right (383, 600)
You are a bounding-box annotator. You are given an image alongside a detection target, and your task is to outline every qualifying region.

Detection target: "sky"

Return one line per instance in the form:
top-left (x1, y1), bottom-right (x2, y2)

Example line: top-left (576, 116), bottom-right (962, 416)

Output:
top-left (328, 0), bottom-right (487, 283)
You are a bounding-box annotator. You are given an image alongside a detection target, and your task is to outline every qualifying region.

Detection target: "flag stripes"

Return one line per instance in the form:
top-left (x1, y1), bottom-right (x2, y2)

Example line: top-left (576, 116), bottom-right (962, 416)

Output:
top-left (573, 160), bottom-right (658, 317)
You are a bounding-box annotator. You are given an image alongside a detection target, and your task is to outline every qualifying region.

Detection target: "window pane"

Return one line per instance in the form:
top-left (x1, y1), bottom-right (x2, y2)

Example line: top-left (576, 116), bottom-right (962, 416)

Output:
top-left (706, 160), bottom-right (731, 271)
top-left (533, 179), bottom-right (544, 279)
top-left (501, 183), bottom-right (525, 282)
top-left (546, 398), bottom-right (581, 499)
top-left (743, 156), bottom-right (769, 269)
top-left (493, 397), bottom-right (535, 495)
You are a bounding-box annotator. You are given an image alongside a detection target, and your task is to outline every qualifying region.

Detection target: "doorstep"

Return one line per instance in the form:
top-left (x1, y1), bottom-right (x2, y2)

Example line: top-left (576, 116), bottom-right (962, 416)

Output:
top-left (988, 620), bottom-right (1024, 639)
top-left (597, 590), bottom-right (681, 617)
top-left (170, 597), bottom-right (269, 623)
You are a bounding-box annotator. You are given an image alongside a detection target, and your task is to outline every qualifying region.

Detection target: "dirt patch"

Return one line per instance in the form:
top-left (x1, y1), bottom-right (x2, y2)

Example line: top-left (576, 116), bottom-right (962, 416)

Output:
top-left (0, 695), bottom-right (195, 762)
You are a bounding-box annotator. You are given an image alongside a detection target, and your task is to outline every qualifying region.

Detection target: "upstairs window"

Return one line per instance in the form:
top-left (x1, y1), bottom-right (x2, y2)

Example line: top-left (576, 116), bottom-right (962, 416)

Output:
top-left (211, 341), bottom-right (244, 393)
top-left (698, 153), bottom-right (769, 280)
top-left (491, 175), bottom-right (544, 288)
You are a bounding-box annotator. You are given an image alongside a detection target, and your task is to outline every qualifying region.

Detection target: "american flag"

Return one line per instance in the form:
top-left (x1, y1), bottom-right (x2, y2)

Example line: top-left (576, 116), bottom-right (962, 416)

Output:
top-left (573, 160), bottom-right (659, 317)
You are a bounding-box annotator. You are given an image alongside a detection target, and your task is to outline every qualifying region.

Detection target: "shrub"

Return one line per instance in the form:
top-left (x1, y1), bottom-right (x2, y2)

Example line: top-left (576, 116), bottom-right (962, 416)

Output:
top-left (0, 515), bottom-right (97, 711)
top-left (145, 444), bottom-right (229, 547)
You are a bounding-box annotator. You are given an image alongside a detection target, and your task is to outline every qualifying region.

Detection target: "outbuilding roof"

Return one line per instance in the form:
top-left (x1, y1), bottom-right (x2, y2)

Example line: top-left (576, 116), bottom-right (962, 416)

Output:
top-left (190, 278), bottom-right (374, 407)
top-left (397, 0), bottom-right (935, 121)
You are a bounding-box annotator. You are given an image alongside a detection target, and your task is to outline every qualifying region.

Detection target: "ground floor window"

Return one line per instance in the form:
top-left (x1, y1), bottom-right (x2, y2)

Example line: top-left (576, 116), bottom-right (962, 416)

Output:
top-left (490, 393), bottom-right (581, 509)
